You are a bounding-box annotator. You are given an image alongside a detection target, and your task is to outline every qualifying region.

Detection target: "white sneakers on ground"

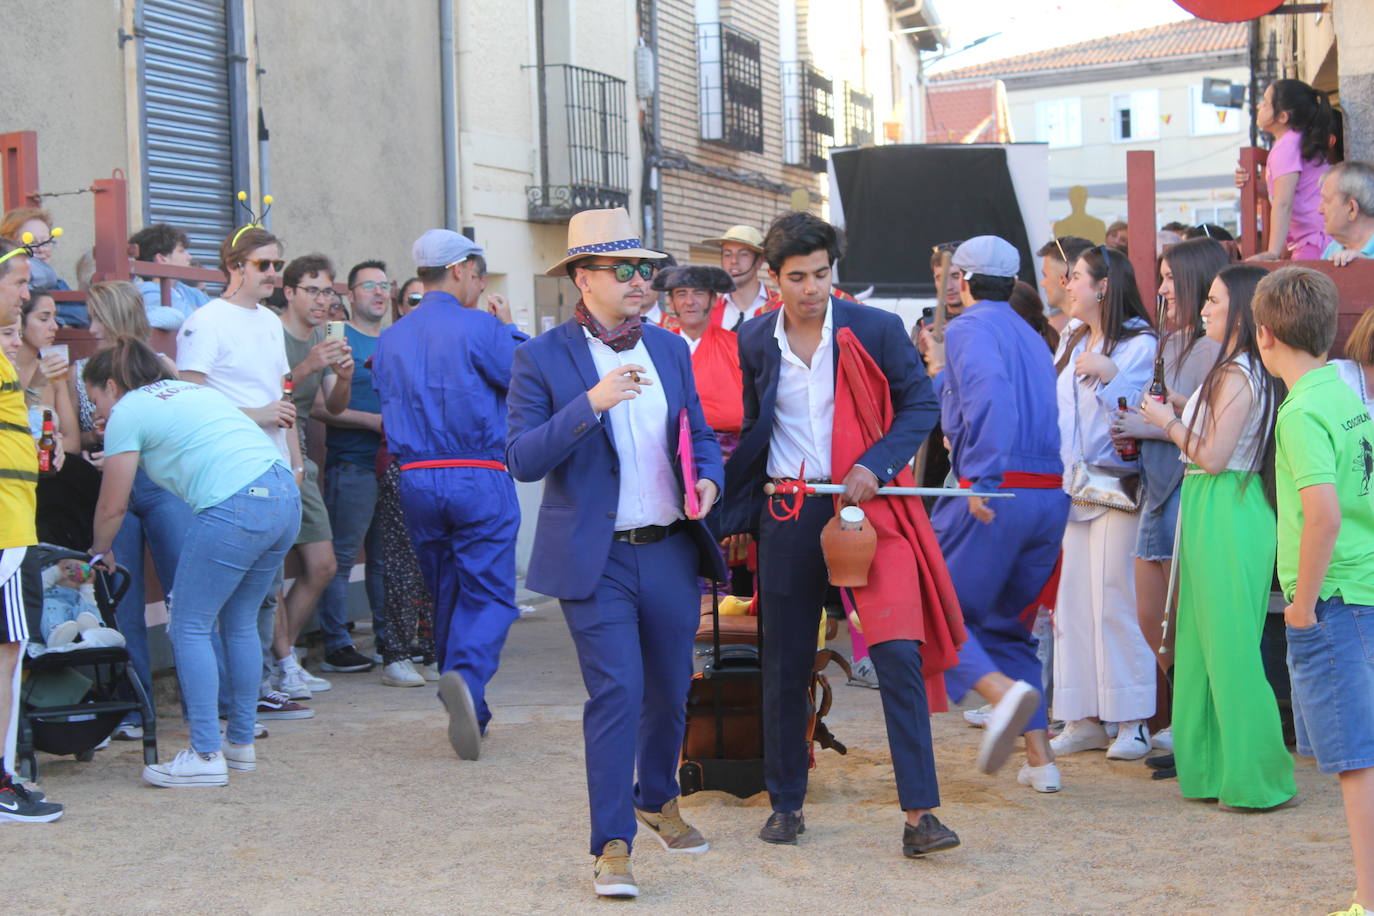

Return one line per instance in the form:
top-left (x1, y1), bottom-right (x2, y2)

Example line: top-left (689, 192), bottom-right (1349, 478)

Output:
top-left (1018, 761), bottom-right (1062, 793)
top-left (976, 680), bottom-right (1040, 775)
top-left (1152, 726), bottom-right (1173, 752)
top-left (1049, 719), bottom-right (1110, 756)
top-left (1106, 720), bottom-right (1151, 760)
top-left (846, 656), bottom-right (880, 689)
top-left (142, 749), bottom-right (229, 787)
top-left (223, 741), bottom-right (256, 772)
top-left (273, 655), bottom-right (332, 700)
top-left (381, 659), bottom-right (426, 688)
top-left (963, 704), bottom-right (993, 728)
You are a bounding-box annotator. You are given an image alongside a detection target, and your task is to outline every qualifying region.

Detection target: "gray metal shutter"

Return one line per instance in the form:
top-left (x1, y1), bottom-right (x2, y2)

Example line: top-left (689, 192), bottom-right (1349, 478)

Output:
top-left (138, 0), bottom-right (240, 267)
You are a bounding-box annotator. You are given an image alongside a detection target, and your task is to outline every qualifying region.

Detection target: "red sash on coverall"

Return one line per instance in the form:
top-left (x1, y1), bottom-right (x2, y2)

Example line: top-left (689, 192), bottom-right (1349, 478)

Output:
top-left (831, 327), bottom-right (965, 711)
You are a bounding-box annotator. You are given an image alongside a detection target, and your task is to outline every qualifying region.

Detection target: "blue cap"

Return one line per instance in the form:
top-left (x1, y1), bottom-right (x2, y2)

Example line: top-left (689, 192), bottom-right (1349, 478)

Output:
top-left (412, 229), bottom-right (485, 268)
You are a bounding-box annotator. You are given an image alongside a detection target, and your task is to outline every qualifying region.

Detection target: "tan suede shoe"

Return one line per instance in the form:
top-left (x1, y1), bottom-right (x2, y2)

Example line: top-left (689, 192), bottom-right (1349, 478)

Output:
top-left (634, 797), bottom-right (709, 853)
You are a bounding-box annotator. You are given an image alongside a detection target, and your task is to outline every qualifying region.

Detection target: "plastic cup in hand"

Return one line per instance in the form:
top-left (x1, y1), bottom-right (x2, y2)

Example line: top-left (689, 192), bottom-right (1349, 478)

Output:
top-left (40, 344), bottom-right (69, 379)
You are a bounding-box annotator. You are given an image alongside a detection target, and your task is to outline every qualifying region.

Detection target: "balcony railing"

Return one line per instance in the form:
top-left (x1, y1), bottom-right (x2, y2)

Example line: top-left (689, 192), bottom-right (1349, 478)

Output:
top-left (783, 61), bottom-right (834, 172)
top-left (845, 83), bottom-right (874, 147)
top-left (528, 64), bottom-right (631, 223)
top-left (697, 22), bottom-right (764, 153)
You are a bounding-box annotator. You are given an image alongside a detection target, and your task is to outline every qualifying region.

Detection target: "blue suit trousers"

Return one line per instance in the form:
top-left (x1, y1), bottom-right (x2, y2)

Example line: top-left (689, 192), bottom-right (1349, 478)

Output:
top-left (559, 531), bottom-right (700, 855)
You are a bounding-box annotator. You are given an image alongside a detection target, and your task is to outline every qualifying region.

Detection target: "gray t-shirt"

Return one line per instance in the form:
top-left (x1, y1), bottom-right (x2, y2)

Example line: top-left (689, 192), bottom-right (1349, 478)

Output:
top-left (1139, 332), bottom-right (1221, 511)
top-left (283, 325), bottom-right (331, 453)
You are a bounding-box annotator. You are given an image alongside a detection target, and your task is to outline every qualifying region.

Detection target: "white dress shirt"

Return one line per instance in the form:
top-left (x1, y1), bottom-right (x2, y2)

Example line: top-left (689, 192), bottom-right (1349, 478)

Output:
top-left (766, 304), bottom-right (834, 480)
top-left (684, 333), bottom-right (702, 355)
top-left (718, 283), bottom-right (770, 332)
top-left (584, 328), bottom-right (682, 529)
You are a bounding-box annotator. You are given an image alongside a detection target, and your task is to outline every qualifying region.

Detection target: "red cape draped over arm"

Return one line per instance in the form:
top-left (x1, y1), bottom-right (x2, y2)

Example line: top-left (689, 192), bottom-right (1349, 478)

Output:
top-left (690, 324), bottom-right (744, 434)
top-left (832, 327), bottom-right (965, 711)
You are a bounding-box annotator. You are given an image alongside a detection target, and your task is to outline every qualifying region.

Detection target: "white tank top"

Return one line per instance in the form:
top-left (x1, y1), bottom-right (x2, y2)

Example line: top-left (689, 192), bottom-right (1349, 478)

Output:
top-left (1179, 354), bottom-right (1269, 473)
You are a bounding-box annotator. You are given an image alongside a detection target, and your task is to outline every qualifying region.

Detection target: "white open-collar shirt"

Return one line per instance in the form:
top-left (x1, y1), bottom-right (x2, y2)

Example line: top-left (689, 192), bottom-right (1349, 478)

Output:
top-left (583, 328), bottom-right (682, 530)
top-left (766, 303), bottom-right (834, 480)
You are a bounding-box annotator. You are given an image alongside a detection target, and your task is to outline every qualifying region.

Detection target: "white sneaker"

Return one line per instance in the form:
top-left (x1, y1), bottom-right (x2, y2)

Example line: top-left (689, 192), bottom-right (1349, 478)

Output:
top-left (1104, 721), bottom-right (1119, 739)
top-left (381, 659), bottom-right (426, 688)
top-left (78, 627), bottom-right (126, 648)
top-left (112, 723), bottom-right (144, 741)
top-left (74, 611), bottom-right (100, 632)
top-left (142, 749), bottom-right (229, 787)
top-left (45, 620), bottom-right (79, 648)
top-left (275, 660), bottom-right (313, 701)
top-left (846, 656), bottom-right (880, 689)
top-left (223, 741), bottom-right (256, 772)
top-left (417, 664), bottom-right (441, 682)
top-left (1106, 720), bottom-right (1151, 760)
top-left (1049, 719), bottom-right (1110, 756)
top-left (1151, 726), bottom-right (1173, 752)
top-left (976, 680), bottom-right (1039, 775)
top-left (963, 704), bottom-right (994, 728)
top-left (298, 666), bottom-right (331, 692)
top-left (1018, 761), bottom-right (1062, 793)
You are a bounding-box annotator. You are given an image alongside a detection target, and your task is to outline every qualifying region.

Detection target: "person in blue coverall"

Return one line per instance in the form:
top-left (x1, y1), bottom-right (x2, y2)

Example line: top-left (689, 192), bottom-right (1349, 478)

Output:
top-left (506, 208), bottom-right (725, 900)
top-left (370, 229), bottom-right (527, 762)
top-left (931, 236), bottom-right (1070, 793)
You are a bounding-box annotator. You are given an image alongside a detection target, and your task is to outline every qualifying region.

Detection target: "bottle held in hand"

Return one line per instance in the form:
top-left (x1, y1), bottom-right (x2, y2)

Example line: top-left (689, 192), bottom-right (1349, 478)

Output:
top-left (1116, 397), bottom-right (1139, 462)
top-left (1148, 356), bottom-right (1167, 404)
top-left (37, 408), bottom-right (57, 475)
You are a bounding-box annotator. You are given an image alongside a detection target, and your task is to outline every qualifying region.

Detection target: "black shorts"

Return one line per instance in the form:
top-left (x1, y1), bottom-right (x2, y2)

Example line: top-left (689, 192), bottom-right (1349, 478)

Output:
top-left (0, 546), bottom-right (30, 644)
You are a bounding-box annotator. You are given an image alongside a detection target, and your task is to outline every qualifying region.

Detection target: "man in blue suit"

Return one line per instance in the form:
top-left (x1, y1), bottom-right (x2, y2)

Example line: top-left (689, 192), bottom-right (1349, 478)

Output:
top-left (720, 211), bottom-right (959, 857)
top-left (506, 208), bottom-right (725, 900)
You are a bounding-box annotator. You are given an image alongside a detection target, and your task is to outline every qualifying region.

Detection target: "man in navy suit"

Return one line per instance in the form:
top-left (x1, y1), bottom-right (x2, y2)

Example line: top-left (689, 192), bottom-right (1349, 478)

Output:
top-left (720, 211), bottom-right (959, 857)
top-left (506, 208), bottom-right (725, 900)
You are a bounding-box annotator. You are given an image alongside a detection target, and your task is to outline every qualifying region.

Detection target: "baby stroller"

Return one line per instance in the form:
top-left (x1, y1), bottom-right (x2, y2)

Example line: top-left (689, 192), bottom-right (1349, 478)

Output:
top-left (15, 544), bottom-right (158, 780)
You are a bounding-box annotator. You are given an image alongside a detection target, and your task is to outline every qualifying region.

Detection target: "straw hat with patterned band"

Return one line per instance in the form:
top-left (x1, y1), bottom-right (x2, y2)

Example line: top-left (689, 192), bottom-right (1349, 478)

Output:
top-left (700, 225), bottom-right (765, 253)
top-left (544, 207), bottom-right (667, 277)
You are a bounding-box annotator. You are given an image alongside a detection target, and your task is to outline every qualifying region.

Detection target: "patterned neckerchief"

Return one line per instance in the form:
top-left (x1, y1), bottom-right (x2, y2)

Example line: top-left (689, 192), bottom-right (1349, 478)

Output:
top-left (575, 299), bottom-right (642, 353)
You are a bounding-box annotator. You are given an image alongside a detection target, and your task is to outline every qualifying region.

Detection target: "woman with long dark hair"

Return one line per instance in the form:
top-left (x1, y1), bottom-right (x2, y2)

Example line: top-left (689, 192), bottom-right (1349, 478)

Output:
top-left (1112, 239), bottom-right (1226, 733)
top-left (1050, 246), bottom-right (1160, 761)
top-left (86, 337), bottom-right (300, 787)
top-left (1239, 79), bottom-right (1336, 261)
top-left (1139, 265), bottom-right (1296, 810)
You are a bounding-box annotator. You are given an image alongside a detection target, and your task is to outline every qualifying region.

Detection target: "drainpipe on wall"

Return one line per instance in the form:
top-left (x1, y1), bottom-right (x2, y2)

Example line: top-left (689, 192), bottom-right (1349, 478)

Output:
top-left (441, 0), bottom-right (460, 230)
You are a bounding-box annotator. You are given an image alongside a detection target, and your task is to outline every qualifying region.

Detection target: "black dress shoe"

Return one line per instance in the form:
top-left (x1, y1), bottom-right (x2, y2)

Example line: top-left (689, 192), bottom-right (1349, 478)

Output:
top-left (1150, 766), bottom-right (1177, 780)
top-left (903, 814), bottom-right (960, 858)
top-left (759, 810), bottom-right (805, 845)
top-left (1146, 753), bottom-right (1174, 770)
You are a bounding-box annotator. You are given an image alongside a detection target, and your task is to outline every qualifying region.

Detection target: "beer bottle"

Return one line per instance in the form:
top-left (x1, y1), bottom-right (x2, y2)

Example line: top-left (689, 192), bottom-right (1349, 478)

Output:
top-left (282, 374), bottom-right (294, 401)
top-left (37, 409), bottom-right (57, 475)
top-left (1148, 355), bottom-right (1167, 403)
top-left (1116, 397), bottom-right (1139, 461)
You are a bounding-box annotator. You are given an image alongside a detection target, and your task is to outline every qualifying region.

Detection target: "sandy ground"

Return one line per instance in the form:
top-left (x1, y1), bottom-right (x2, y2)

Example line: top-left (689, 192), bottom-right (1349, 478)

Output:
top-left (6, 599), bottom-right (1354, 916)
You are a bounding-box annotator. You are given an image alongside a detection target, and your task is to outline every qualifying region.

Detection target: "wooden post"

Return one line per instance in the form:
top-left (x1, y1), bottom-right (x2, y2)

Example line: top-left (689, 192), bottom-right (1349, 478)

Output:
top-left (0, 131), bottom-right (39, 211)
top-left (1238, 146), bottom-right (1268, 259)
top-left (91, 171), bottom-right (131, 282)
top-left (1125, 150), bottom-right (1157, 317)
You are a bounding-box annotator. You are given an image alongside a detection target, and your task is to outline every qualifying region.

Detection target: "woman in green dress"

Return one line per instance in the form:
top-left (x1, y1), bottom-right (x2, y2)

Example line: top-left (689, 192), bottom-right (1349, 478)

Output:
top-left (1136, 264), bottom-right (1297, 809)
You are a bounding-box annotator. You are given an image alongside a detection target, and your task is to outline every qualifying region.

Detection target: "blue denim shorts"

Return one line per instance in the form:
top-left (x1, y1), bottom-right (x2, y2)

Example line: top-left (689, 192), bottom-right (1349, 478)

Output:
top-left (1134, 484), bottom-right (1181, 562)
top-left (1287, 594), bottom-right (1374, 775)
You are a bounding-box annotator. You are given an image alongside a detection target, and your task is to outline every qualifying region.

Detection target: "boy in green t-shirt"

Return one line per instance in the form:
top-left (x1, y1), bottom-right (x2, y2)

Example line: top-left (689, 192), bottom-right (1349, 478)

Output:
top-left (1255, 267), bottom-right (1374, 916)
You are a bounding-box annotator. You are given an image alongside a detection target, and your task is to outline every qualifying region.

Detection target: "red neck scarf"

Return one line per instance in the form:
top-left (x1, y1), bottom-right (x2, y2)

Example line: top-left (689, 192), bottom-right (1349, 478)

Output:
top-left (575, 300), bottom-right (642, 352)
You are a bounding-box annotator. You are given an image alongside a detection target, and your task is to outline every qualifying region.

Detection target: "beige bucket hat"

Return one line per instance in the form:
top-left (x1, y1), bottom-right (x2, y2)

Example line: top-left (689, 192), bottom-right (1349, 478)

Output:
top-left (700, 224), bottom-right (765, 252)
top-left (545, 208), bottom-right (667, 277)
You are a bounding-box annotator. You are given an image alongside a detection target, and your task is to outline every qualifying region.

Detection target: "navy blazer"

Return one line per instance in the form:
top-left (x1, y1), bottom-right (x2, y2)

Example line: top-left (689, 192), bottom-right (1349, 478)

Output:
top-left (506, 318), bottom-right (727, 601)
top-left (719, 297), bottom-right (939, 537)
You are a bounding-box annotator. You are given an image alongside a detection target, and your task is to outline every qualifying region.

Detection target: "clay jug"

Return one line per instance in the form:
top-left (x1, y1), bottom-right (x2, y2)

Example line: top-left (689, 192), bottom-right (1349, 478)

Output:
top-left (820, 505), bottom-right (877, 587)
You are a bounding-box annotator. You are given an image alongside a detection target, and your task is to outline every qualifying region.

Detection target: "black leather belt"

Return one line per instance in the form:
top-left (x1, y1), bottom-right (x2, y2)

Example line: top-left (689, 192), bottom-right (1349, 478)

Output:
top-left (613, 520), bottom-right (686, 545)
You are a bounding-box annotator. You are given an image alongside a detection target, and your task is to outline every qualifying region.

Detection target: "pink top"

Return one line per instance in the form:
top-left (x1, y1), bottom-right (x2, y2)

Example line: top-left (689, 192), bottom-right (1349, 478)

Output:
top-left (1266, 129), bottom-right (1332, 258)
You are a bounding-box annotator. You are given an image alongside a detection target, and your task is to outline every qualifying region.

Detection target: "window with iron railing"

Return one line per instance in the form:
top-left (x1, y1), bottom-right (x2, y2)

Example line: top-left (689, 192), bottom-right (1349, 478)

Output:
top-left (697, 22), bottom-right (764, 153)
top-left (782, 61), bottom-right (834, 172)
top-left (527, 64), bottom-right (631, 223)
top-left (845, 83), bottom-right (874, 147)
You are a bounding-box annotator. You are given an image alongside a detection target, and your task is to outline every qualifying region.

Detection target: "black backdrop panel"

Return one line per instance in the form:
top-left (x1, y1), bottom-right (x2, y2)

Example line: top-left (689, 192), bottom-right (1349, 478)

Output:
top-left (831, 145), bottom-right (1037, 296)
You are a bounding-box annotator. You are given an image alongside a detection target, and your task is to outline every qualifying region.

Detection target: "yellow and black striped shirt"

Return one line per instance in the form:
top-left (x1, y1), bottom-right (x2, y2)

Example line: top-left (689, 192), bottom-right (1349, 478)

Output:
top-left (0, 357), bottom-right (37, 549)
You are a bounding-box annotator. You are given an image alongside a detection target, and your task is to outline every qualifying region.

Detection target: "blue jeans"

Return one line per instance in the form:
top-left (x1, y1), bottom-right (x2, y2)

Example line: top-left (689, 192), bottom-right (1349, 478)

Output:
top-left (112, 468), bottom-right (194, 724)
top-left (1287, 594), bottom-right (1374, 775)
top-left (169, 465), bottom-right (300, 752)
top-left (319, 461), bottom-right (384, 652)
